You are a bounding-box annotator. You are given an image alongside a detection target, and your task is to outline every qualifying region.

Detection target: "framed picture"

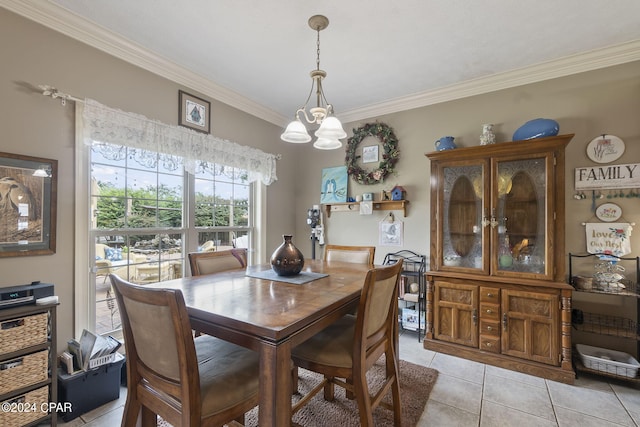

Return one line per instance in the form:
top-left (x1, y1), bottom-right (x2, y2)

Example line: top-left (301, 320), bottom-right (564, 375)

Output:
top-left (320, 166), bottom-right (348, 204)
top-left (362, 145), bottom-right (379, 164)
top-left (179, 90), bottom-right (211, 134)
top-left (0, 152), bottom-right (57, 257)
top-left (586, 134), bottom-right (624, 164)
top-left (379, 220), bottom-right (403, 246)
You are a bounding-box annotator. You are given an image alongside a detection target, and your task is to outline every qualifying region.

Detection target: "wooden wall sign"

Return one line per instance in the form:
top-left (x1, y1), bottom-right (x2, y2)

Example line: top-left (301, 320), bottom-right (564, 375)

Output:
top-left (575, 162), bottom-right (640, 190)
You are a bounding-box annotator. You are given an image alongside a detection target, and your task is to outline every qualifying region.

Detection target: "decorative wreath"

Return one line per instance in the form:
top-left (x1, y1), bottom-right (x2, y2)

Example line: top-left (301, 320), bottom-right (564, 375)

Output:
top-left (345, 122), bottom-right (399, 185)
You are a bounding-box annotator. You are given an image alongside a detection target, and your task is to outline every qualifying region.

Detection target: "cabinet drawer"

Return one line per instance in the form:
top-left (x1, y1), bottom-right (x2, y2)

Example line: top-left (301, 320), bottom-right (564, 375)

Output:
top-left (0, 350), bottom-right (49, 395)
top-left (0, 385), bottom-right (49, 426)
top-left (480, 303), bottom-right (500, 321)
top-left (480, 287), bottom-right (500, 303)
top-left (480, 336), bottom-right (500, 353)
top-left (480, 319), bottom-right (500, 337)
top-left (0, 313), bottom-right (48, 356)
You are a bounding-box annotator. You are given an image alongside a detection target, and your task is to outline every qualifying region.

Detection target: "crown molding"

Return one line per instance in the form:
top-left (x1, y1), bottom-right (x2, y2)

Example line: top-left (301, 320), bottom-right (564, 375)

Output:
top-left (3, 1), bottom-right (640, 128)
top-left (1, 0), bottom-right (287, 125)
top-left (339, 39), bottom-right (640, 124)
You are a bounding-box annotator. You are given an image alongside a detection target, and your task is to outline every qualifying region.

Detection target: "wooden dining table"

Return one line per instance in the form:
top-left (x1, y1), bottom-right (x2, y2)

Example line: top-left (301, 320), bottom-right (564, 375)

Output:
top-left (145, 259), bottom-right (374, 427)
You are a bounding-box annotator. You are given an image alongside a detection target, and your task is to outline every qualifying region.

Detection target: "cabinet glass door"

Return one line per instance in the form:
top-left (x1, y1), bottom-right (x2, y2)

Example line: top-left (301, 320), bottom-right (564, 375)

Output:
top-left (442, 163), bottom-right (485, 270)
top-left (494, 156), bottom-right (549, 277)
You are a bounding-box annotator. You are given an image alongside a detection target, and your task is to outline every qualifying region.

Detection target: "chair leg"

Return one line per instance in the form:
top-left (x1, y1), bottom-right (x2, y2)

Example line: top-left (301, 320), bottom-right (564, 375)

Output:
top-left (140, 406), bottom-right (157, 427)
top-left (292, 366), bottom-right (299, 394)
top-left (323, 376), bottom-right (335, 401)
top-left (354, 372), bottom-right (374, 427)
top-left (120, 397), bottom-right (141, 427)
top-left (387, 351), bottom-right (402, 426)
top-left (345, 377), bottom-right (355, 400)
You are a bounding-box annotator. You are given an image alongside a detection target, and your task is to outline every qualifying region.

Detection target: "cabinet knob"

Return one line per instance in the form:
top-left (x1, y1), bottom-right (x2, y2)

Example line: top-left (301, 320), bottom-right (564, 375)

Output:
top-left (487, 326), bottom-right (493, 331)
top-left (486, 309), bottom-right (492, 314)
top-left (486, 293), bottom-right (494, 297)
top-left (486, 342), bottom-right (492, 347)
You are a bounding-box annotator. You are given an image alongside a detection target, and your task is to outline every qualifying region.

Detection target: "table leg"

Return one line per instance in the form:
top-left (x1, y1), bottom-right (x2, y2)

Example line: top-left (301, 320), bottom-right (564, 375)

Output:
top-left (258, 340), bottom-right (292, 427)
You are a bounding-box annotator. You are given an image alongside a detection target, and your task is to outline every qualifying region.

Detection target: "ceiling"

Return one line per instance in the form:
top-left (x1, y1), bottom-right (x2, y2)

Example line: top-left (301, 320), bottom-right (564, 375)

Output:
top-left (4, 0), bottom-right (640, 126)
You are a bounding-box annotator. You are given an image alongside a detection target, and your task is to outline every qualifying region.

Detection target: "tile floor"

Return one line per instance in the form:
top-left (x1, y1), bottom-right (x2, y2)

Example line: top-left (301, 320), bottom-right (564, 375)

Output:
top-left (53, 332), bottom-right (640, 427)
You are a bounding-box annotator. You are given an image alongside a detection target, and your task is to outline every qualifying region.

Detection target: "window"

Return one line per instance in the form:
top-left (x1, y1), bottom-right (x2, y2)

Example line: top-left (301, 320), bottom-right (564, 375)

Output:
top-left (76, 99), bottom-right (276, 337)
top-left (90, 144), bottom-right (252, 335)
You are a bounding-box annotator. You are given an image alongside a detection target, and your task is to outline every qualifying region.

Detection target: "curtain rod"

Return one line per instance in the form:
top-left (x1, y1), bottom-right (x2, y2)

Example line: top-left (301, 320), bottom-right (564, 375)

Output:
top-left (39, 85), bottom-right (83, 105)
top-left (38, 84), bottom-right (282, 161)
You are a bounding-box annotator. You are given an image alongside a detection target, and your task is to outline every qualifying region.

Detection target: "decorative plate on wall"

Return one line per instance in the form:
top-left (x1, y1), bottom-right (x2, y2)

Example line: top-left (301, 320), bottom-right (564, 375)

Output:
top-left (595, 202), bottom-right (622, 222)
top-left (586, 134), bottom-right (625, 163)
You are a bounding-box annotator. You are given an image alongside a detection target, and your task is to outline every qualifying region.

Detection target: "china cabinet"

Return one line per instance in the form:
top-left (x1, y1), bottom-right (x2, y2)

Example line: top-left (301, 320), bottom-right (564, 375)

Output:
top-left (424, 134), bottom-right (575, 383)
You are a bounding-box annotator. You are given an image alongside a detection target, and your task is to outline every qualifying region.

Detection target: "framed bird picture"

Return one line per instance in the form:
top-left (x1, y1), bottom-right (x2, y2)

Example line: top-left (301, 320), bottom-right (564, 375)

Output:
top-left (0, 152), bottom-right (57, 257)
top-left (178, 90), bottom-right (211, 134)
top-left (320, 166), bottom-right (347, 204)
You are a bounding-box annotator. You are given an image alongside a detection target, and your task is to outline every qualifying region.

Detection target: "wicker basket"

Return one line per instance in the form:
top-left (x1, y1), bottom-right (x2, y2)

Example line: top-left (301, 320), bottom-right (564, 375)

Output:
top-left (0, 313), bottom-right (48, 356)
top-left (0, 350), bottom-right (49, 395)
top-left (0, 386), bottom-right (49, 427)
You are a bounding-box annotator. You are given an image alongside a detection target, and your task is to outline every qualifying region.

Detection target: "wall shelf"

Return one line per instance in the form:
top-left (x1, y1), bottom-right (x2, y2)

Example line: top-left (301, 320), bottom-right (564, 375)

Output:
top-left (323, 200), bottom-right (409, 217)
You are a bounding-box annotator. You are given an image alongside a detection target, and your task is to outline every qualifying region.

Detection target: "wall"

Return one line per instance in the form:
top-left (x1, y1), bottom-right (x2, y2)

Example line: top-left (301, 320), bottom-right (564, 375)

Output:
top-left (295, 62), bottom-right (640, 265)
top-left (0, 9), bottom-right (296, 351)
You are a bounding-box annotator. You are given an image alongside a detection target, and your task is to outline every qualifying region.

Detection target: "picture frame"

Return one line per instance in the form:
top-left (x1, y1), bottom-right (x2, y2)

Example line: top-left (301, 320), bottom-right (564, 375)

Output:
top-left (379, 220), bottom-right (403, 246)
top-left (178, 90), bottom-right (211, 134)
top-left (0, 152), bottom-right (57, 257)
top-left (320, 166), bottom-right (348, 204)
top-left (362, 145), bottom-right (379, 164)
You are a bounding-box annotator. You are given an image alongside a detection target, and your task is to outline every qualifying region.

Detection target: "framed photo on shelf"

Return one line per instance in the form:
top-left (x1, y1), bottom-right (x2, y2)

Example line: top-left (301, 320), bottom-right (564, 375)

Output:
top-left (179, 90), bottom-right (211, 134)
top-left (0, 152), bottom-right (57, 257)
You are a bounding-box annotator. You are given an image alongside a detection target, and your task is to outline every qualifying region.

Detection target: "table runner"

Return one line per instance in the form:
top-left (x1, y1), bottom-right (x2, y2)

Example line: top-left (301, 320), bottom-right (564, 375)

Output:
top-left (245, 267), bottom-right (328, 284)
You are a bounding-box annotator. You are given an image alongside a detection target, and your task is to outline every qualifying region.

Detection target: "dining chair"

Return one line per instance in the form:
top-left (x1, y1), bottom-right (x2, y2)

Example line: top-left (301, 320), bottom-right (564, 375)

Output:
top-left (188, 248), bottom-right (247, 276)
top-left (109, 274), bottom-right (259, 427)
top-left (290, 260), bottom-right (404, 426)
top-left (323, 244), bottom-right (376, 265)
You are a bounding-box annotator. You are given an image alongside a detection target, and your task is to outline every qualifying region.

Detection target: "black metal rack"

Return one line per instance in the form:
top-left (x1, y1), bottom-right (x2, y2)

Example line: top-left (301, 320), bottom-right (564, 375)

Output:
top-left (383, 250), bottom-right (426, 341)
top-left (568, 253), bottom-right (640, 383)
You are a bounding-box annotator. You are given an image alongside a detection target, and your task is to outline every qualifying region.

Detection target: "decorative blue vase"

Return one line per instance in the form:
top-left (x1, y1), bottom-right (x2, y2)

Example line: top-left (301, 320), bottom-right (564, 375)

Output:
top-left (512, 118), bottom-right (559, 141)
top-left (435, 136), bottom-right (456, 151)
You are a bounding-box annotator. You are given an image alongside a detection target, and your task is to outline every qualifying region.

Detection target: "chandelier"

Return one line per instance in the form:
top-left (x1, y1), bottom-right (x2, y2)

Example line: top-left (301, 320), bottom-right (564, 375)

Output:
top-left (280, 15), bottom-right (347, 150)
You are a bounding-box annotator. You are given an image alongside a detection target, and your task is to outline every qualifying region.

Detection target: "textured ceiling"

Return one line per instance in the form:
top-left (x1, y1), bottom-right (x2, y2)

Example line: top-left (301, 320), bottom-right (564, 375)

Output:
top-left (4, 0), bottom-right (640, 125)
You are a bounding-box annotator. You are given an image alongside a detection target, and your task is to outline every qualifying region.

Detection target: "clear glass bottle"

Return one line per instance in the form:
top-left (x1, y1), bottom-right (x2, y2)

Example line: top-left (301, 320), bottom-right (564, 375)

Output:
top-left (498, 234), bottom-right (513, 268)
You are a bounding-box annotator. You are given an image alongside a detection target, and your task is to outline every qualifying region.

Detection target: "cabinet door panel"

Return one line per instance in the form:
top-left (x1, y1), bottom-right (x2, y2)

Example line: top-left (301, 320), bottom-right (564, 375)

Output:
top-left (502, 290), bottom-right (559, 365)
top-left (440, 162), bottom-right (487, 271)
top-left (494, 155), bottom-right (553, 279)
top-left (434, 282), bottom-right (478, 347)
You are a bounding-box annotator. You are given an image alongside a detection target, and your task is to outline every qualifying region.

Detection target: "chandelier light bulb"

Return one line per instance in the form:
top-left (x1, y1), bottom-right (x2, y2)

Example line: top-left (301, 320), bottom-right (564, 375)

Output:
top-left (281, 119), bottom-right (312, 143)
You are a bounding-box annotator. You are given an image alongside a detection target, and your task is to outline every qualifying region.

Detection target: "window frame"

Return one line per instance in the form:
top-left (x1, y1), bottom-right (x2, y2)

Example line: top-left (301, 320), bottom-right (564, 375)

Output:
top-left (74, 105), bottom-right (259, 337)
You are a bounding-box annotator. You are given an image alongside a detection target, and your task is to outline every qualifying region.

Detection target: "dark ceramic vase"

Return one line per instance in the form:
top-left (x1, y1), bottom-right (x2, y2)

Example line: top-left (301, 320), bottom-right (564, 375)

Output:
top-left (270, 235), bottom-right (304, 276)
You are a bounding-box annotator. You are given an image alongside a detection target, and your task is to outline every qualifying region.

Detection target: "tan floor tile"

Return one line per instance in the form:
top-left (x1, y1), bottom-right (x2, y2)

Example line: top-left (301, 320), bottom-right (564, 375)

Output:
top-left (482, 373), bottom-right (555, 421)
top-left (480, 400), bottom-right (557, 427)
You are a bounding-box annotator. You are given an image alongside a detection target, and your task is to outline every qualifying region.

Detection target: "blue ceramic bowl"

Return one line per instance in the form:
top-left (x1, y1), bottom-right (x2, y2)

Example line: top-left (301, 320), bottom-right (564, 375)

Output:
top-left (512, 118), bottom-right (559, 141)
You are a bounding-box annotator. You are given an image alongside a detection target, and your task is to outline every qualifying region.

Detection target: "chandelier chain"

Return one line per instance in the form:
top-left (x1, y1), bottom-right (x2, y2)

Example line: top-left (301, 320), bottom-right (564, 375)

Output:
top-left (316, 28), bottom-right (321, 71)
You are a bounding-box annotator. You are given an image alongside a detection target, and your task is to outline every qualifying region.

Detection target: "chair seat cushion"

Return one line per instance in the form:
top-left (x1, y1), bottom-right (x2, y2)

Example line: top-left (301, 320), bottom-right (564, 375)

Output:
top-left (291, 315), bottom-right (356, 369)
top-left (195, 335), bottom-right (260, 416)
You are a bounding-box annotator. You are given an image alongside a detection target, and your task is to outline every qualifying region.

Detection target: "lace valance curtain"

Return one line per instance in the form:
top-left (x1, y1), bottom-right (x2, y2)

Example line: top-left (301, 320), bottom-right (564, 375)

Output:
top-left (82, 98), bottom-right (278, 185)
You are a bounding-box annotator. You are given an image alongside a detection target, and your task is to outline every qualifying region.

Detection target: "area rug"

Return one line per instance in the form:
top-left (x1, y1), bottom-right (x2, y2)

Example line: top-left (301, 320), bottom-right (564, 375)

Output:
top-left (159, 358), bottom-right (437, 427)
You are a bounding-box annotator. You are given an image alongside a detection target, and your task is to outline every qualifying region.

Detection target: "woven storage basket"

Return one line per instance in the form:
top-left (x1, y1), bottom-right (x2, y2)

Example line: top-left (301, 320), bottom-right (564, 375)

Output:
top-left (0, 313), bottom-right (48, 356)
top-left (0, 350), bottom-right (49, 395)
top-left (0, 386), bottom-right (49, 427)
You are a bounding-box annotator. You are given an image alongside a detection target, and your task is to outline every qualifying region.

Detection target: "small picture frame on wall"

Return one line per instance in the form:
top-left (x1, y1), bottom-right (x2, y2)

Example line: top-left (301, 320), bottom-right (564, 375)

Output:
top-left (179, 90), bottom-right (211, 134)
